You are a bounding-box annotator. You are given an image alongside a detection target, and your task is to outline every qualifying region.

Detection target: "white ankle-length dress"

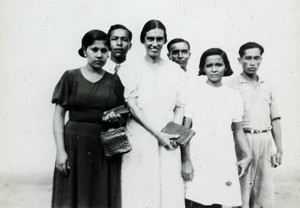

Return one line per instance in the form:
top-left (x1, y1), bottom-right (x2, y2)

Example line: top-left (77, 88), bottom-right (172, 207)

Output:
top-left (119, 58), bottom-right (186, 208)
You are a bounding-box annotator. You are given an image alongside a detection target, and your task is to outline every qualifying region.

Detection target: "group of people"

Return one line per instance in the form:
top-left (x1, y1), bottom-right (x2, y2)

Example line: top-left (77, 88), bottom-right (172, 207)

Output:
top-left (51, 19), bottom-right (283, 208)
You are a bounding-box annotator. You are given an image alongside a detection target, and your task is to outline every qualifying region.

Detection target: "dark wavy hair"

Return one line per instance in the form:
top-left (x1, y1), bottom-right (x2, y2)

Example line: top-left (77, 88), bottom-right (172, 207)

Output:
top-left (239, 42), bottom-right (264, 57)
top-left (78, 30), bottom-right (108, 57)
top-left (140, 20), bottom-right (167, 44)
top-left (198, 48), bottom-right (233, 77)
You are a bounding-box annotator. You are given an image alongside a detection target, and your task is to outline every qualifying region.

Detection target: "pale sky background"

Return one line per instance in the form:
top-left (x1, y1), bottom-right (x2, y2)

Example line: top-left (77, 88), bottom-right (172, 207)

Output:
top-left (0, 0), bottom-right (299, 185)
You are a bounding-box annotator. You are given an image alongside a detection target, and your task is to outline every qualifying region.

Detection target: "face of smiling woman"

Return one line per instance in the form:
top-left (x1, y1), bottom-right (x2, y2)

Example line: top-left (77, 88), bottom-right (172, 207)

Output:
top-left (143, 28), bottom-right (165, 60)
top-left (204, 55), bottom-right (226, 86)
top-left (85, 40), bottom-right (109, 70)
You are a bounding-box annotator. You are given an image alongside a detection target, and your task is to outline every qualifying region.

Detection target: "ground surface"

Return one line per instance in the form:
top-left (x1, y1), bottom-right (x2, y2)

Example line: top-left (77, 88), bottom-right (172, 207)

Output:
top-left (0, 181), bottom-right (299, 208)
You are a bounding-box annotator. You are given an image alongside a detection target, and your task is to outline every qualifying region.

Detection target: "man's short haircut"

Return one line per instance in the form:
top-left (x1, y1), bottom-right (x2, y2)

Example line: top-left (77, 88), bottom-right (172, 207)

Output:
top-left (167, 38), bottom-right (190, 53)
top-left (239, 42), bottom-right (264, 57)
top-left (107, 24), bottom-right (133, 41)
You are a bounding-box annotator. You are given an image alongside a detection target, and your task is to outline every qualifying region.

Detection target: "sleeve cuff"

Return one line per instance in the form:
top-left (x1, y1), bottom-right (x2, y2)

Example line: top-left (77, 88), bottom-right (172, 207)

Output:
top-left (271, 116), bottom-right (281, 122)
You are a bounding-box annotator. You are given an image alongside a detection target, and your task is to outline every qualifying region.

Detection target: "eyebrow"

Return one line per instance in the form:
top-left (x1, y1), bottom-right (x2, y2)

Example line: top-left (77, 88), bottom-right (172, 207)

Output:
top-left (146, 35), bottom-right (164, 38)
top-left (245, 55), bottom-right (261, 58)
top-left (111, 35), bottom-right (129, 38)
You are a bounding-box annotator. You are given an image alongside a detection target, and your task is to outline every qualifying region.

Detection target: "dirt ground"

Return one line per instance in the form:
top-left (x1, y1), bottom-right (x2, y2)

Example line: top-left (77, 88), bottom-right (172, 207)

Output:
top-left (0, 181), bottom-right (299, 208)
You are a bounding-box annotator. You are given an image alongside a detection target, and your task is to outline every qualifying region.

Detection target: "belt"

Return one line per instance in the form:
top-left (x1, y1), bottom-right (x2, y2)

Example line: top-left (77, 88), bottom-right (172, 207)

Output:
top-left (69, 110), bottom-right (104, 124)
top-left (243, 129), bottom-right (270, 134)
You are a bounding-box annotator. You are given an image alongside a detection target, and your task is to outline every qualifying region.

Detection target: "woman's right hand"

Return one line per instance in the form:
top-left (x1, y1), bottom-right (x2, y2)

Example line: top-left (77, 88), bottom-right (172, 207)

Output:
top-left (55, 150), bottom-right (70, 176)
top-left (102, 111), bottom-right (121, 123)
top-left (155, 132), bottom-right (179, 150)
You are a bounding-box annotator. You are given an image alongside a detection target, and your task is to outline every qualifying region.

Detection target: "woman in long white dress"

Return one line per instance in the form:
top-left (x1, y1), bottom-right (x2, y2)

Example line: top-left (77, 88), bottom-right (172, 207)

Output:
top-left (118, 20), bottom-right (186, 208)
top-left (181, 48), bottom-right (252, 208)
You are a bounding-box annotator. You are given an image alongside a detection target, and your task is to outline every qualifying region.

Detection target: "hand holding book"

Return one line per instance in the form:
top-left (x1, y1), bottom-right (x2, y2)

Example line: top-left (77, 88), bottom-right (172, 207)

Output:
top-left (156, 131), bottom-right (180, 150)
top-left (161, 121), bottom-right (195, 147)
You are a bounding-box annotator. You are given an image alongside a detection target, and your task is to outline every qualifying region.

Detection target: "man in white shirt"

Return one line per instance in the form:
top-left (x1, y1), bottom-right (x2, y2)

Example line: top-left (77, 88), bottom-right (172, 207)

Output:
top-left (167, 38), bottom-right (191, 72)
top-left (227, 42), bottom-right (283, 208)
top-left (104, 24), bottom-right (132, 74)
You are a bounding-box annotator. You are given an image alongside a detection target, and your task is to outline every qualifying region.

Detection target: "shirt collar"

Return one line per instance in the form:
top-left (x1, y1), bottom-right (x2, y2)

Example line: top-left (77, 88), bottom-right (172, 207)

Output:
top-left (103, 58), bottom-right (115, 69)
top-left (239, 74), bottom-right (264, 84)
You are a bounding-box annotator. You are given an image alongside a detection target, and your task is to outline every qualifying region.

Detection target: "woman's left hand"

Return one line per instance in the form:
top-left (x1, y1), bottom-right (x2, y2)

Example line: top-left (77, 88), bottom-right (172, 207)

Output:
top-left (237, 156), bottom-right (252, 178)
top-left (182, 160), bottom-right (194, 181)
top-left (102, 111), bottom-right (121, 123)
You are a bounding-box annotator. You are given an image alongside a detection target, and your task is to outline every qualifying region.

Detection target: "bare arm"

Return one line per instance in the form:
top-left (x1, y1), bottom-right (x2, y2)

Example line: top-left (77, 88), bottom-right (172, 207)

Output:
top-left (271, 119), bottom-right (283, 166)
top-left (232, 122), bottom-right (252, 177)
top-left (173, 106), bottom-right (184, 125)
top-left (181, 117), bottom-right (194, 181)
top-left (269, 86), bottom-right (283, 166)
top-left (127, 98), bottom-right (178, 150)
top-left (53, 104), bottom-right (69, 175)
top-left (182, 117), bottom-right (192, 162)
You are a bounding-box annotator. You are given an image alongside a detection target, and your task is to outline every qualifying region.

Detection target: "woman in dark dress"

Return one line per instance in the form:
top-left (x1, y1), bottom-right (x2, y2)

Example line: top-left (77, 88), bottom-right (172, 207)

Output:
top-left (51, 30), bottom-right (124, 208)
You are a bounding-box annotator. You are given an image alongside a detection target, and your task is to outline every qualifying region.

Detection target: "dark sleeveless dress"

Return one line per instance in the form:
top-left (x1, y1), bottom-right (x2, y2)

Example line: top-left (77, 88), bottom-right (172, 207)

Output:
top-left (51, 69), bottom-right (124, 208)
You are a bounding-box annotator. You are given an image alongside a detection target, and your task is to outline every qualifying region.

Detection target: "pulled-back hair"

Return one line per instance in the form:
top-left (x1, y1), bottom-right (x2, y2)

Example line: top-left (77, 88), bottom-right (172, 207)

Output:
top-left (140, 20), bottom-right (167, 43)
top-left (78, 30), bottom-right (108, 57)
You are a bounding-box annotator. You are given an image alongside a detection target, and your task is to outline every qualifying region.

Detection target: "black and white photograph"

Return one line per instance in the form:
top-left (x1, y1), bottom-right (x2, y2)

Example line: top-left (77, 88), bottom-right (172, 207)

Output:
top-left (0, 0), bottom-right (299, 207)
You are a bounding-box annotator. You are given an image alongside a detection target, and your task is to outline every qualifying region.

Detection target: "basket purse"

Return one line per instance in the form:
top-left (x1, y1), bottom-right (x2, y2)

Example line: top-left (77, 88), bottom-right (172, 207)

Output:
top-left (100, 106), bottom-right (132, 157)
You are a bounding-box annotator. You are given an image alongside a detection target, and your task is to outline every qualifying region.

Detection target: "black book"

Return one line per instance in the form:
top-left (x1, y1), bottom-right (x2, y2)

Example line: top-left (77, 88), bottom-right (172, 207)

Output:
top-left (161, 121), bottom-right (195, 147)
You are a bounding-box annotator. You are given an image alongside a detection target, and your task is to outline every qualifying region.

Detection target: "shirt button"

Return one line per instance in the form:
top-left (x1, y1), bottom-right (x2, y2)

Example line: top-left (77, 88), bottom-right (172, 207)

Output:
top-left (226, 181), bottom-right (232, 186)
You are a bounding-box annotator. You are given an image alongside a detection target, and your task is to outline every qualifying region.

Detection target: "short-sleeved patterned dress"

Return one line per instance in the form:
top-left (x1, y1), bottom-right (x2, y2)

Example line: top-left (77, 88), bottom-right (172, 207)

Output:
top-left (51, 69), bottom-right (124, 208)
top-left (184, 81), bottom-right (244, 207)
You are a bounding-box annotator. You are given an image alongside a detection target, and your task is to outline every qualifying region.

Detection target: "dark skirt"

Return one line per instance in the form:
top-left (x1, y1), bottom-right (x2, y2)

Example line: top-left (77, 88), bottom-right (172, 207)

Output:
top-left (51, 120), bottom-right (121, 208)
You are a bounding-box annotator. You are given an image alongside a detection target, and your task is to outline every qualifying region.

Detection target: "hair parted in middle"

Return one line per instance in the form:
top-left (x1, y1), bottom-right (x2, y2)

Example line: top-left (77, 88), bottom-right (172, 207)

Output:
top-left (198, 48), bottom-right (233, 77)
top-left (140, 19), bottom-right (167, 44)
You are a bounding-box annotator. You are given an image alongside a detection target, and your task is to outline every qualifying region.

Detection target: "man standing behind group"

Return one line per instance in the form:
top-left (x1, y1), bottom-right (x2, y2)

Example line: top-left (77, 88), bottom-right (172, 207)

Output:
top-left (227, 42), bottom-right (283, 208)
top-left (167, 38), bottom-right (191, 72)
top-left (104, 24), bottom-right (132, 74)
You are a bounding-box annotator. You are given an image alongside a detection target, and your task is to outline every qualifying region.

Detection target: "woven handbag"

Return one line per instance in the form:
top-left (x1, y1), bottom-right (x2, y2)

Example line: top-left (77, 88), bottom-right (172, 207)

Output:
top-left (100, 126), bottom-right (132, 157)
